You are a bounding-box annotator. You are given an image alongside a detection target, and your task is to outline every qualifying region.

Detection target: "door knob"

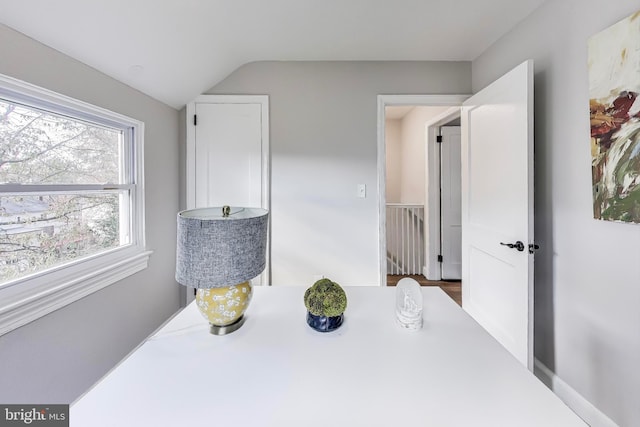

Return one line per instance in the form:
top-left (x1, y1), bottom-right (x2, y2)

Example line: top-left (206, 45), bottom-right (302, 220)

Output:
top-left (500, 241), bottom-right (525, 252)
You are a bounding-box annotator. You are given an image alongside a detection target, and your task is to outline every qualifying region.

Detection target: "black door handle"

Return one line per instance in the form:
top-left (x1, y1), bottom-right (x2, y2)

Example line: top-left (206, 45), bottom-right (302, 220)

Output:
top-left (500, 241), bottom-right (525, 252)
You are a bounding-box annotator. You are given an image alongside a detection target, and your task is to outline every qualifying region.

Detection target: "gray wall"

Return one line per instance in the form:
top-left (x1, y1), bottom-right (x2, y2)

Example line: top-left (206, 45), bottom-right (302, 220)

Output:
top-left (207, 61), bottom-right (471, 286)
top-left (473, 2), bottom-right (640, 426)
top-left (0, 24), bottom-right (181, 403)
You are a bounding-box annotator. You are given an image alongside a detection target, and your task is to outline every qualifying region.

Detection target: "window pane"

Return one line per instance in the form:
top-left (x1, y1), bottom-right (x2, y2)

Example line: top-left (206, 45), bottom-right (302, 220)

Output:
top-left (0, 192), bottom-right (128, 283)
top-left (0, 99), bottom-right (123, 185)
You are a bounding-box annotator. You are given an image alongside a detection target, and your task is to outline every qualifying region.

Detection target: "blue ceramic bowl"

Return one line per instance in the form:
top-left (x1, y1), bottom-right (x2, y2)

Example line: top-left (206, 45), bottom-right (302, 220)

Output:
top-left (306, 311), bottom-right (344, 332)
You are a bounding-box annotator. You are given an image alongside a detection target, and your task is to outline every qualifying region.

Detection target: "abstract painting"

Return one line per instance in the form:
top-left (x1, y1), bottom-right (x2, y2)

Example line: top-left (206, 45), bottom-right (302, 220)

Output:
top-left (588, 11), bottom-right (640, 223)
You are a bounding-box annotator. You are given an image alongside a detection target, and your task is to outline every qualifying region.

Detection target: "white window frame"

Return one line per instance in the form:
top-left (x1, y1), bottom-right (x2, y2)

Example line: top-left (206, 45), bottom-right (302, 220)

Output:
top-left (0, 74), bottom-right (151, 336)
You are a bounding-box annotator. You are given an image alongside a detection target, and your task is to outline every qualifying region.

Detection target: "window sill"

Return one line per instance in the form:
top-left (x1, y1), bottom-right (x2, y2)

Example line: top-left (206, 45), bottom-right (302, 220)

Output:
top-left (0, 249), bottom-right (153, 336)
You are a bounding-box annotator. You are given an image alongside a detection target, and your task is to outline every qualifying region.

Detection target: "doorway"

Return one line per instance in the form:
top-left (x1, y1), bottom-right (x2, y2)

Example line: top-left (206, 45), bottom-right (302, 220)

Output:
top-left (377, 95), bottom-right (468, 286)
top-left (385, 105), bottom-right (452, 278)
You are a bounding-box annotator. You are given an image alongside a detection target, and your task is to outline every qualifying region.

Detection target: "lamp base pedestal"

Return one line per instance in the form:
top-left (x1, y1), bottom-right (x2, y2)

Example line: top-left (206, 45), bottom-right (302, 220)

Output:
top-left (209, 316), bottom-right (246, 335)
top-left (195, 282), bottom-right (252, 336)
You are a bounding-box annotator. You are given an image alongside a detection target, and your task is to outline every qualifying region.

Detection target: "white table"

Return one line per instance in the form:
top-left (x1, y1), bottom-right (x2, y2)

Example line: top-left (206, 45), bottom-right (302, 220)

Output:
top-left (72, 287), bottom-right (586, 426)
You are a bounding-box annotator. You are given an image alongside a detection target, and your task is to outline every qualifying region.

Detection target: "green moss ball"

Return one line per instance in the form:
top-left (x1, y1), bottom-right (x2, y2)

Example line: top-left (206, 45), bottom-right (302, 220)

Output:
top-left (304, 278), bottom-right (347, 317)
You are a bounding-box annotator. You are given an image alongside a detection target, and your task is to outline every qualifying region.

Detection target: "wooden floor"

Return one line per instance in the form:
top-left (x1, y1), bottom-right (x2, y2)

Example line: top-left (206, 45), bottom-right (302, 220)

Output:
top-left (387, 275), bottom-right (461, 306)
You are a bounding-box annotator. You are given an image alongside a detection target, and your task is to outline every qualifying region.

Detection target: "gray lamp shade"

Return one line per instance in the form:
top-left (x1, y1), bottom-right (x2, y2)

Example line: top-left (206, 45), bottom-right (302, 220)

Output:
top-left (175, 207), bottom-right (268, 288)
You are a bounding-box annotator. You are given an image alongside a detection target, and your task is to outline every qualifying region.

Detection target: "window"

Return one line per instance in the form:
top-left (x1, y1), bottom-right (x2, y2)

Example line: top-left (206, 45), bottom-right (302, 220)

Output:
top-left (0, 74), bottom-right (150, 335)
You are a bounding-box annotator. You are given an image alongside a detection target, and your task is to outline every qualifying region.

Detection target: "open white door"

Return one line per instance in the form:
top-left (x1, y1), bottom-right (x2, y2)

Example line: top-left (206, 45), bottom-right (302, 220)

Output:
top-left (461, 60), bottom-right (534, 369)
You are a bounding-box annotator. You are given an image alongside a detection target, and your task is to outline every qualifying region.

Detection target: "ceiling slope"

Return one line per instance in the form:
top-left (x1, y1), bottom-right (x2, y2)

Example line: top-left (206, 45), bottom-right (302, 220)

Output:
top-left (0, 0), bottom-right (546, 108)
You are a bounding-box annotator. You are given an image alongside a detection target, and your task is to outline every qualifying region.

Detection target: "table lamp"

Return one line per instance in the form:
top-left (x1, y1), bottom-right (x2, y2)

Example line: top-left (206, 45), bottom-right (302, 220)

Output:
top-left (175, 206), bottom-right (269, 335)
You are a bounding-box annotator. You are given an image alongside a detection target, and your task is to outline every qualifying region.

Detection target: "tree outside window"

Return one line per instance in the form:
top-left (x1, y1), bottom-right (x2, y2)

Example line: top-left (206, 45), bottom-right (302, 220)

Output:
top-left (0, 99), bottom-right (131, 283)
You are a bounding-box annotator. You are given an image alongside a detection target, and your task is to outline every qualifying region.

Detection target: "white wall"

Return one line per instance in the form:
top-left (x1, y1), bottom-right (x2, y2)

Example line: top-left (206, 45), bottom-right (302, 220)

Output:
top-left (0, 24), bottom-right (181, 403)
top-left (385, 119), bottom-right (402, 203)
top-left (399, 106), bottom-right (451, 204)
top-left (207, 61), bottom-right (471, 286)
top-left (473, 2), bottom-right (640, 426)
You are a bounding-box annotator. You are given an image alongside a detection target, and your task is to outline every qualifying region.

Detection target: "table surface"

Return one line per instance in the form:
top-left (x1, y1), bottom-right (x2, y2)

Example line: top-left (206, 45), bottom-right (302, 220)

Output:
top-left (71, 287), bottom-right (586, 426)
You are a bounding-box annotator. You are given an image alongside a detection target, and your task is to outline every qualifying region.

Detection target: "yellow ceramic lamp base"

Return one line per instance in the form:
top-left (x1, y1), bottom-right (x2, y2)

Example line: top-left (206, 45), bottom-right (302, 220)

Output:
top-left (196, 282), bottom-right (252, 335)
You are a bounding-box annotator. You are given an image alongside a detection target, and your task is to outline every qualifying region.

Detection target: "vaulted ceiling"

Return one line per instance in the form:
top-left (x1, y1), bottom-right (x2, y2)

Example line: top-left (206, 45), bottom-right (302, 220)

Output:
top-left (0, 0), bottom-right (546, 109)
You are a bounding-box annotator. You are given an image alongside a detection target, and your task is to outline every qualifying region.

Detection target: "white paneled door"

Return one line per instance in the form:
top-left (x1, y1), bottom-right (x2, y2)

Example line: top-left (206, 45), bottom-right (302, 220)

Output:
top-left (440, 126), bottom-right (462, 280)
top-left (461, 60), bottom-right (534, 369)
top-left (186, 95), bottom-right (270, 293)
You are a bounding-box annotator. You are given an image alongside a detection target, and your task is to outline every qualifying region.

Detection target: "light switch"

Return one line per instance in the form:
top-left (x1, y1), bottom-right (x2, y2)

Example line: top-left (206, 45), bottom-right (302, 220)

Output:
top-left (357, 184), bottom-right (366, 198)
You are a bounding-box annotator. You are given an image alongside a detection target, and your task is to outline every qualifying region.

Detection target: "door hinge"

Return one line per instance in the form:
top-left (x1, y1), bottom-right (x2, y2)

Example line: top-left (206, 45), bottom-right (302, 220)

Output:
top-left (436, 135), bottom-right (443, 143)
top-left (193, 114), bottom-right (197, 126)
top-left (437, 255), bottom-right (443, 262)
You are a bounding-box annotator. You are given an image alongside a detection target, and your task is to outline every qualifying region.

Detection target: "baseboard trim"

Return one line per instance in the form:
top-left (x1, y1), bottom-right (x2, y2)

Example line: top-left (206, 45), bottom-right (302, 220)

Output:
top-left (534, 359), bottom-right (619, 427)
